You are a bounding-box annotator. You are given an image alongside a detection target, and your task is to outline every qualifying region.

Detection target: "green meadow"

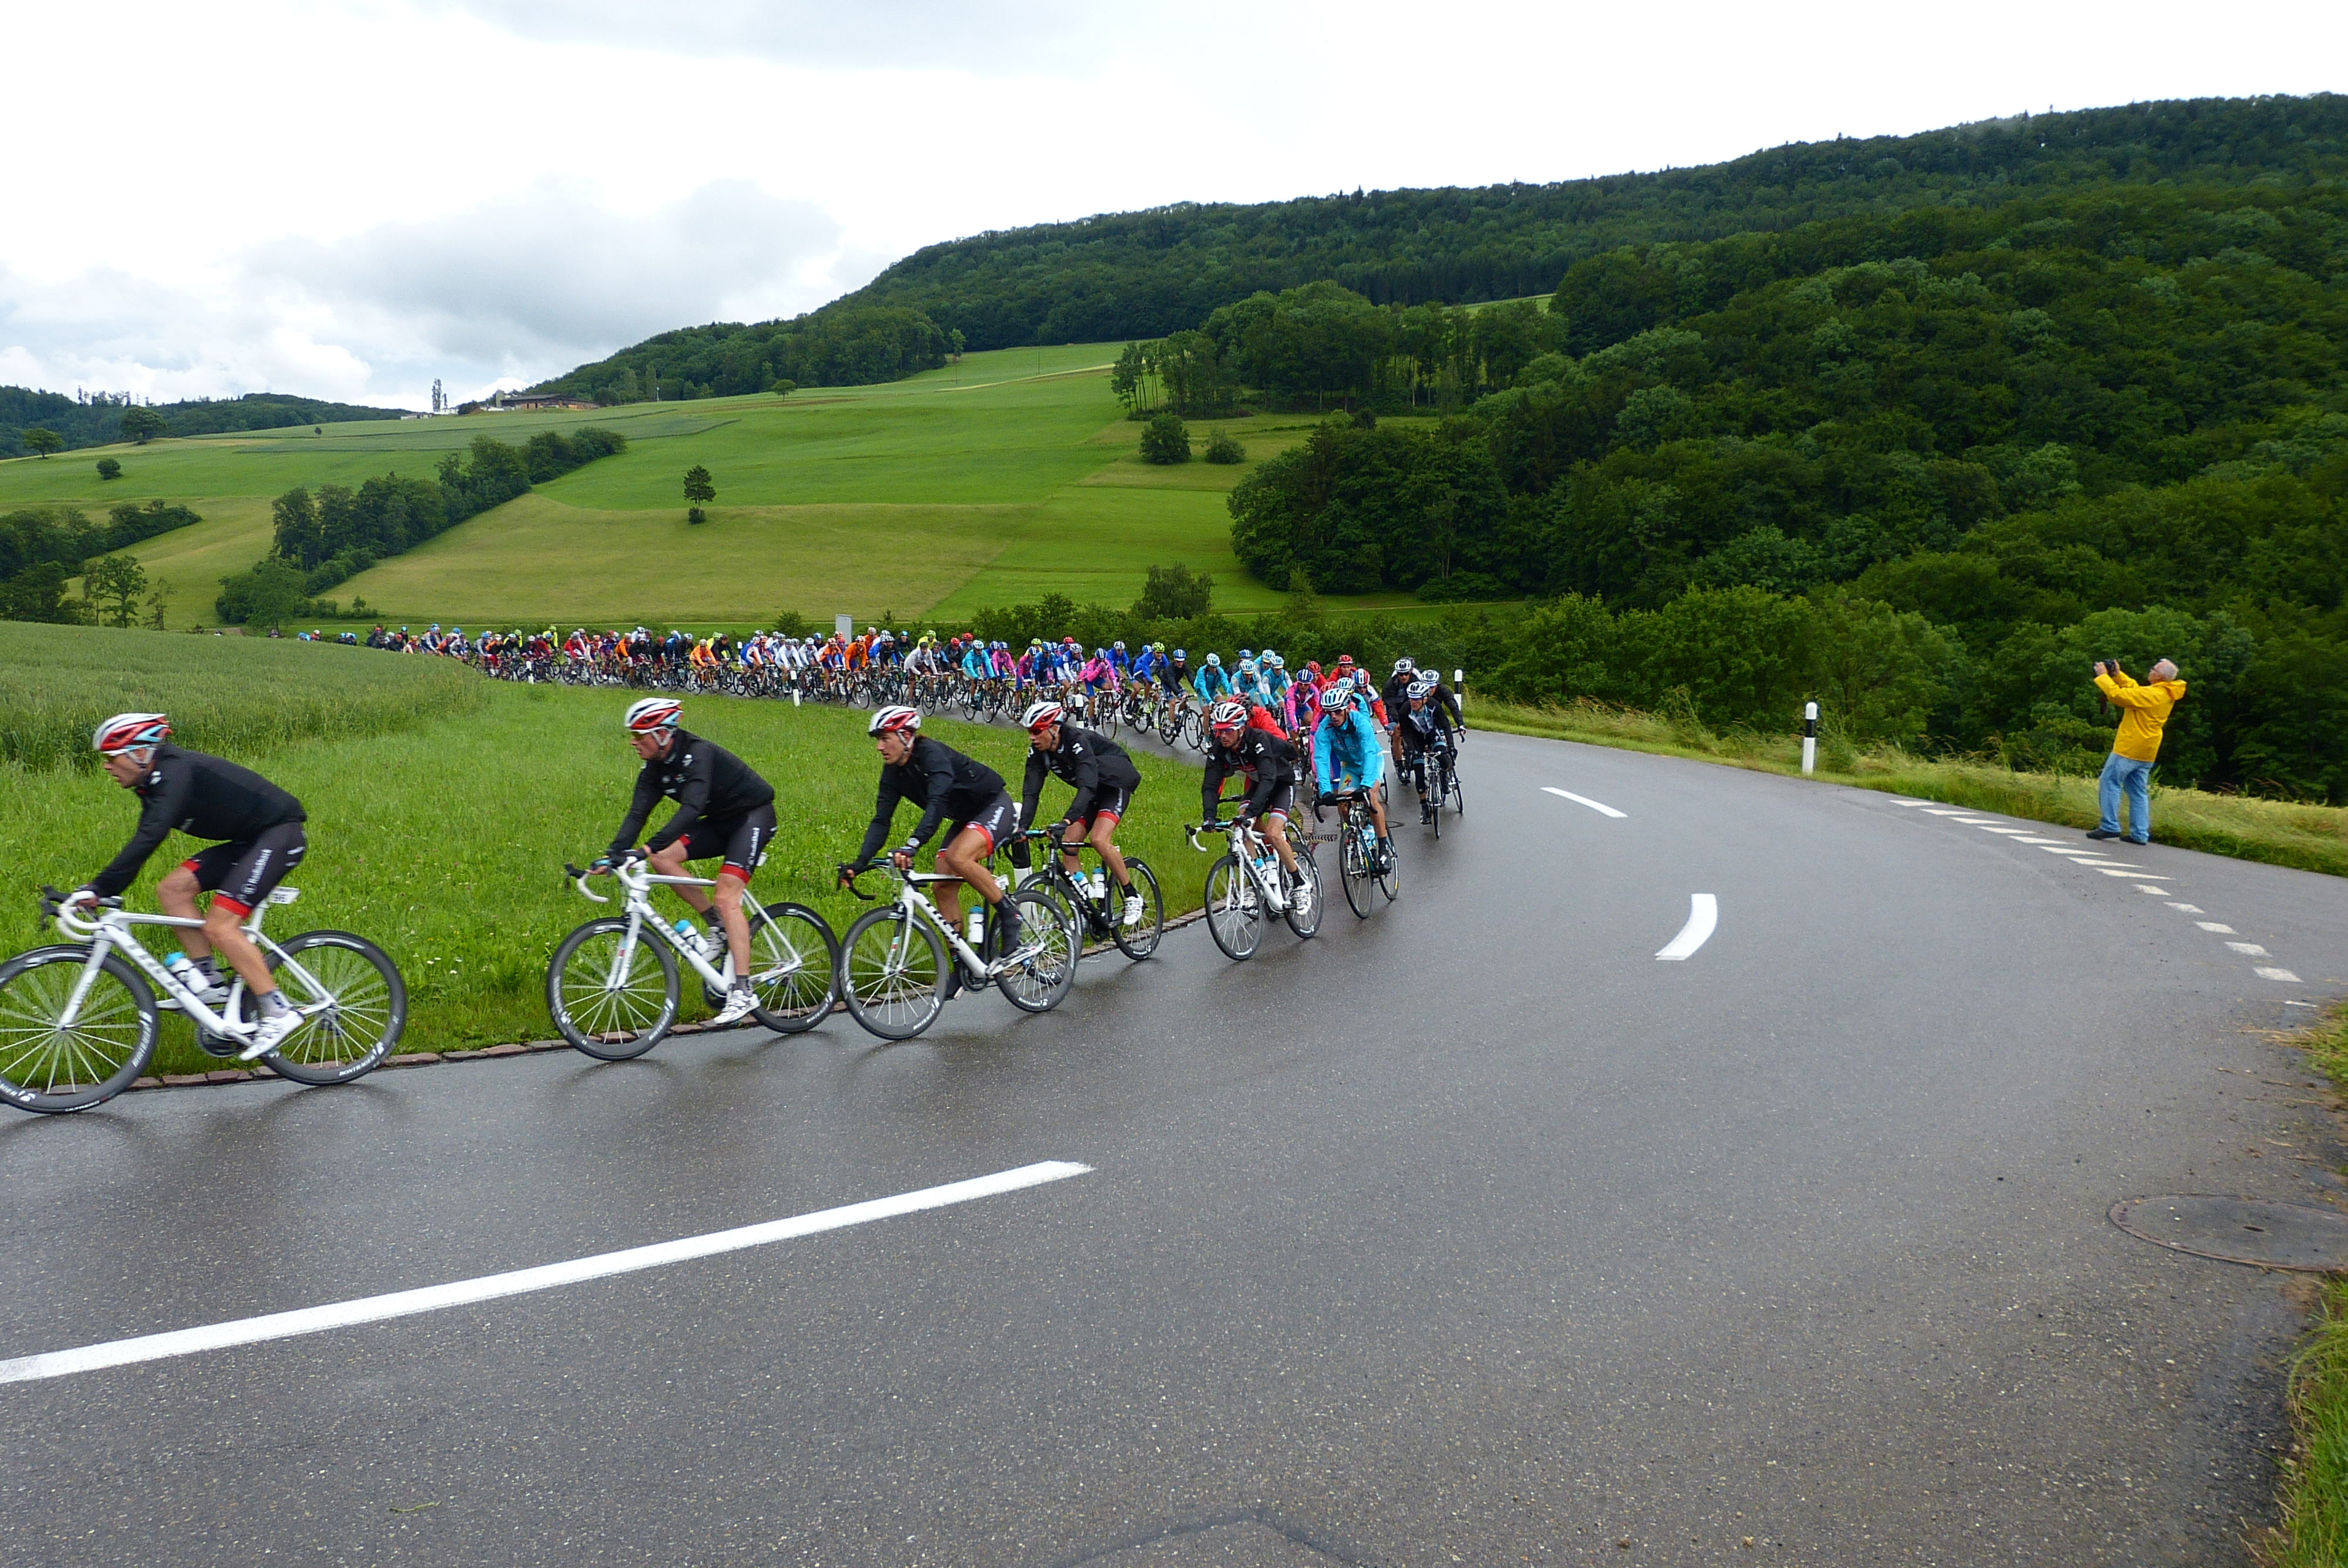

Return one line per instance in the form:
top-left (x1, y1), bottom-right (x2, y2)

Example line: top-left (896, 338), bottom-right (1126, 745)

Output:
top-left (0, 343), bottom-right (1376, 628)
top-left (0, 626), bottom-right (1209, 1070)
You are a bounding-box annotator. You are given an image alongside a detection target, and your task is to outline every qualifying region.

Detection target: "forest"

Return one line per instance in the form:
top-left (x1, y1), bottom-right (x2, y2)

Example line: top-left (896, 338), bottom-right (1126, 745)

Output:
top-left (528, 306), bottom-right (955, 402)
top-left (1189, 181), bottom-right (2347, 798)
top-left (0, 501), bottom-right (204, 621)
top-left (0, 390), bottom-right (410, 457)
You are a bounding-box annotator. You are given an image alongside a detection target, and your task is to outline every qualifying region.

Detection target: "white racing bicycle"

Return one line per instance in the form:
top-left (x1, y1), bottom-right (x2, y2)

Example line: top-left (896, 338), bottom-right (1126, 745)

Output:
top-left (548, 858), bottom-right (840, 1060)
top-left (834, 863), bottom-right (1077, 1040)
top-left (0, 884), bottom-right (406, 1113)
top-left (1189, 816), bottom-right (1321, 961)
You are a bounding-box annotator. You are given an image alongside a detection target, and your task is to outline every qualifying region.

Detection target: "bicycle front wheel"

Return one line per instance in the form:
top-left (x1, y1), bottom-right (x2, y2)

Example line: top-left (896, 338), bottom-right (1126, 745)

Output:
top-left (1203, 855), bottom-right (1261, 960)
top-left (259, 930), bottom-right (407, 1085)
top-left (995, 890), bottom-right (1078, 1013)
top-left (1111, 857), bottom-right (1164, 960)
top-left (748, 901), bottom-right (839, 1035)
top-left (839, 907), bottom-right (945, 1040)
top-left (0, 945), bottom-right (156, 1113)
top-left (548, 918), bottom-right (679, 1059)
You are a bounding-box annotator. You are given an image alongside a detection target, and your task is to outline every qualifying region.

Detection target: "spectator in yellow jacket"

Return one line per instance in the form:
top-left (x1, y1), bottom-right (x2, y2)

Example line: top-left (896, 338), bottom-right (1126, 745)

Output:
top-left (2087, 658), bottom-right (2185, 845)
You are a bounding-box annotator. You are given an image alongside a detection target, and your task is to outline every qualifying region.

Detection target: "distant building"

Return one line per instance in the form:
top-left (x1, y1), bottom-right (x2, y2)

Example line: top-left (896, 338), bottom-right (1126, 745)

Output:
top-left (462, 390), bottom-right (596, 414)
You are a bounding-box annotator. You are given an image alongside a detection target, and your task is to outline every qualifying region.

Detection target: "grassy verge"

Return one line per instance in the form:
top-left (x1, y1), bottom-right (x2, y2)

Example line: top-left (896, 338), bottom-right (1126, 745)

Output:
top-left (2263, 1005), bottom-right (2348, 1567)
top-left (1469, 697), bottom-right (2348, 880)
top-left (0, 658), bottom-right (1205, 1073)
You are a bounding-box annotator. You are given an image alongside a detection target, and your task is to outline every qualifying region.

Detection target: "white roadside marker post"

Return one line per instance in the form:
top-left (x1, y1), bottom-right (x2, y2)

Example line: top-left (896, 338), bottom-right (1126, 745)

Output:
top-left (1802, 701), bottom-right (1819, 776)
top-left (1455, 668), bottom-right (1466, 709)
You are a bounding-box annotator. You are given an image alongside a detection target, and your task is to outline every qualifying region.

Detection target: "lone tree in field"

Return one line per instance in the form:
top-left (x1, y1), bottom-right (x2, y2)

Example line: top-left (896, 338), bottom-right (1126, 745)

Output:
top-left (96, 457), bottom-right (122, 481)
top-left (83, 555), bottom-right (149, 628)
top-left (23, 427), bottom-right (63, 458)
top-left (120, 408), bottom-right (167, 444)
top-left (1132, 563), bottom-right (1214, 620)
top-left (1138, 412), bottom-right (1190, 465)
top-left (683, 464), bottom-right (715, 525)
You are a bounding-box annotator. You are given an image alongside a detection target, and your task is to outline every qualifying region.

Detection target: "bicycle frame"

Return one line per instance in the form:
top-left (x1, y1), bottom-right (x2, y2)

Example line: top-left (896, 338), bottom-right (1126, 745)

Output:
top-left (48, 889), bottom-right (321, 1039)
top-left (568, 860), bottom-right (807, 995)
top-left (1188, 820), bottom-right (1290, 910)
top-left (844, 864), bottom-right (1046, 982)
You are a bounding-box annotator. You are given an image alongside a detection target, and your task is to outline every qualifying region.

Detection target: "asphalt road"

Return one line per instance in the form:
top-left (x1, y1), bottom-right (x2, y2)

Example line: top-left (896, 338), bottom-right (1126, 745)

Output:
top-left (5, 729), bottom-right (2347, 1566)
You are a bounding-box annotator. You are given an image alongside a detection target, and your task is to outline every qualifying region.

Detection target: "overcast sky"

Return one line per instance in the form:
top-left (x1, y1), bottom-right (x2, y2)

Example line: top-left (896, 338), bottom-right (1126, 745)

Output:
top-left (4, 1), bottom-right (2340, 411)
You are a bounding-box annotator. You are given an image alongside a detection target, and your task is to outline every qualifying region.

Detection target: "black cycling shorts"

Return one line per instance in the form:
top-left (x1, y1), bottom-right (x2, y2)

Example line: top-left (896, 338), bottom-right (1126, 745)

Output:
top-left (1240, 779), bottom-right (1297, 820)
top-left (1065, 781), bottom-right (1133, 832)
top-left (181, 823), bottom-right (308, 916)
top-left (676, 803), bottom-right (777, 883)
top-left (947, 793), bottom-right (1018, 857)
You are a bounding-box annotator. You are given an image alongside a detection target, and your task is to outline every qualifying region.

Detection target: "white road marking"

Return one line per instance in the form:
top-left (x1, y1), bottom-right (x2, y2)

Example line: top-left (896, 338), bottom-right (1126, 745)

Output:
top-left (1976, 826), bottom-right (2036, 834)
top-left (2076, 860), bottom-right (2142, 869)
top-left (1920, 809), bottom-right (1973, 816)
top-left (2226, 942), bottom-right (2272, 957)
top-left (2257, 967), bottom-right (2305, 983)
top-left (1543, 787), bottom-right (1626, 819)
top-left (2039, 846), bottom-right (2104, 856)
top-left (2167, 903), bottom-right (2205, 913)
top-left (2137, 886), bottom-right (2172, 895)
top-left (1657, 895), bottom-right (1718, 961)
top-left (2013, 837), bottom-right (2070, 845)
top-left (0, 1160), bottom-right (1092, 1385)
top-left (2197, 922), bottom-right (2236, 933)
top-left (2104, 870), bottom-right (2167, 878)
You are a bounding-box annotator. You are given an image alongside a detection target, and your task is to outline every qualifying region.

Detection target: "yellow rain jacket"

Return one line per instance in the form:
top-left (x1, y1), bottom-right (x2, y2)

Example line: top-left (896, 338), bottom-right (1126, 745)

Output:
top-left (2094, 670), bottom-right (2186, 763)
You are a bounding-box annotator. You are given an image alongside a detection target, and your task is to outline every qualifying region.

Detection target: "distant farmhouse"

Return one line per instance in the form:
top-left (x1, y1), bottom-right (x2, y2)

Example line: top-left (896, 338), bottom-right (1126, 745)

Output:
top-left (457, 390), bottom-right (598, 414)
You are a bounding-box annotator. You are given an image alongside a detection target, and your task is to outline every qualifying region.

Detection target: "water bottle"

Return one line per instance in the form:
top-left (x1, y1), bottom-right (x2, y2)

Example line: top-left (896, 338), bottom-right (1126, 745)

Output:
top-left (1089, 869), bottom-right (1108, 904)
top-left (967, 908), bottom-right (986, 947)
top-left (166, 952), bottom-right (197, 989)
top-left (672, 917), bottom-right (699, 951)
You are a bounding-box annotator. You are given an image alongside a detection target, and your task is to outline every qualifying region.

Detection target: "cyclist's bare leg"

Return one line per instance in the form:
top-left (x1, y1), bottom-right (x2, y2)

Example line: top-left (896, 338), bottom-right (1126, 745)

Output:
top-left (157, 863), bottom-right (210, 958)
top-left (1258, 810), bottom-right (1299, 876)
top-left (1082, 815), bottom-right (1129, 887)
top-left (202, 900), bottom-right (278, 998)
top-left (646, 840), bottom-right (744, 967)
top-left (931, 824), bottom-right (1006, 931)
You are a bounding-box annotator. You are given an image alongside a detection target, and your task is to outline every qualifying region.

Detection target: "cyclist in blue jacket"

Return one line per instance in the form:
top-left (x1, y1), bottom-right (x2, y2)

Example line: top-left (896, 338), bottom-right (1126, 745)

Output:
top-left (1193, 652), bottom-right (1232, 703)
top-left (1314, 684), bottom-right (1391, 867)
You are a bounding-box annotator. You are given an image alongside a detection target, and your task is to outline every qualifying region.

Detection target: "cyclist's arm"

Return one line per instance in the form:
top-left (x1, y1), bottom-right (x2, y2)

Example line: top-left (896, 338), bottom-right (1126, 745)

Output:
top-left (606, 768), bottom-right (662, 859)
top-left (87, 775), bottom-right (184, 898)
top-left (1200, 756), bottom-right (1229, 821)
top-left (1313, 724), bottom-right (1337, 796)
top-left (853, 771), bottom-right (910, 868)
top-left (1060, 741), bottom-right (1101, 824)
top-left (1020, 751), bottom-right (1051, 836)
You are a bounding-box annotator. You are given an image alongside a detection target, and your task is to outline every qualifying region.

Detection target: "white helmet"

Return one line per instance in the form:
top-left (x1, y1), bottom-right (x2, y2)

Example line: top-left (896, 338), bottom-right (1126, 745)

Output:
top-left (868, 705), bottom-right (921, 738)
top-left (94, 712), bottom-right (170, 755)
top-left (1021, 699), bottom-right (1065, 730)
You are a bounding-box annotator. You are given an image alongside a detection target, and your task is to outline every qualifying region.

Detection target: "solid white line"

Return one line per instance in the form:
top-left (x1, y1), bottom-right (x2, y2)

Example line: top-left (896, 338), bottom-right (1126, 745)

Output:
top-left (2103, 870), bottom-right (2167, 878)
top-left (1543, 787), bottom-right (1626, 819)
top-left (2257, 967), bottom-right (2305, 984)
top-left (1656, 894), bottom-right (1718, 961)
top-left (0, 1160), bottom-right (1091, 1386)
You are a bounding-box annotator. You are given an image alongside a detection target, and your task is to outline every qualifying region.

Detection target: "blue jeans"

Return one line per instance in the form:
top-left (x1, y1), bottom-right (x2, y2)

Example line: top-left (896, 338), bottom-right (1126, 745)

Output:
top-left (2098, 753), bottom-right (2154, 842)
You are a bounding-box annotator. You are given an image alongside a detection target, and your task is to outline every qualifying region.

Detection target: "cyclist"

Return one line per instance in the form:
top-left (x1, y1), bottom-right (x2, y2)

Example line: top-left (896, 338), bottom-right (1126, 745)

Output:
top-left (1163, 647), bottom-right (1191, 697)
top-left (73, 714), bottom-right (311, 1061)
top-left (1397, 673), bottom-right (1465, 821)
top-left (845, 706), bottom-right (1024, 984)
top-left (596, 698), bottom-right (774, 1027)
top-left (1020, 699), bottom-right (1146, 927)
top-left (1381, 658), bottom-right (1419, 732)
top-left (1193, 651), bottom-right (1232, 704)
top-left (1200, 699), bottom-right (1308, 910)
top-left (1314, 684), bottom-right (1392, 868)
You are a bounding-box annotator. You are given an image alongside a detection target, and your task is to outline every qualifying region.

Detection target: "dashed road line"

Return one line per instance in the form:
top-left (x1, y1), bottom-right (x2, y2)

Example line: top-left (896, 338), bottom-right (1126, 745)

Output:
top-left (2258, 967), bottom-right (2306, 984)
top-left (0, 1160), bottom-right (1093, 1385)
top-left (2196, 922), bottom-right (2235, 932)
top-left (1543, 787), bottom-right (1626, 819)
top-left (1657, 894), bottom-right (1718, 961)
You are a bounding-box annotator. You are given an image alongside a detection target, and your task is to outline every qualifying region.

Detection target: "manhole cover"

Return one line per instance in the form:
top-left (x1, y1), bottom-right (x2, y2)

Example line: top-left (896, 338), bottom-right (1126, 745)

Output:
top-left (2110, 1195), bottom-right (2348, 1270)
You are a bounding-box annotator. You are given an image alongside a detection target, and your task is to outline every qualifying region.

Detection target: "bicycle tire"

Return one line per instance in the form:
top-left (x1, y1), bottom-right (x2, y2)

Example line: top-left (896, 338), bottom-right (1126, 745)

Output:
top-left (839, 906), bottom-right (945, 1040)
top-left (548, 918), bottom-right (679, 1059)
top-left (995, 890), bottom-right (1078, 1012)
top-left (747, 901), bottom-right (839, 1035)
top-left (1283, 847), bottom-right (1323, 939)
top-left (1340, 822), bottom-right (1374, 920)
top-left (1109, 857), bottom-right (1165, 959)
top-left (1375, 836), bottom-right (1401, 903)
top-left (258, 930), bottom-right (407, 1084)
top-left (1203, 855), bottom-right (1261, 960)
top-left (0, 944), bottom-right (156, 1113)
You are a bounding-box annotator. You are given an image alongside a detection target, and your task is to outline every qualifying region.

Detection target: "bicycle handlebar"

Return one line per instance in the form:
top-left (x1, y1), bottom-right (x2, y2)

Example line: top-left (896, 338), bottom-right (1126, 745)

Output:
top-left (562, 864), bottom-right (612, 904)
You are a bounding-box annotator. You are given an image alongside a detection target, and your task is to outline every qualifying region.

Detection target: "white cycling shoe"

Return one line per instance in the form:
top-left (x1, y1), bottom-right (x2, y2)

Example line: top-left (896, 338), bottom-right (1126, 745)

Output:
top-left (239, 1008), bottom-right (304, 1061)
top-left (1121, 894), bottom-right (1145, 928)
top-left (1293, 878), bottom-right (1314, 915)
top-left (711, 983), bottom-right (758, 1026)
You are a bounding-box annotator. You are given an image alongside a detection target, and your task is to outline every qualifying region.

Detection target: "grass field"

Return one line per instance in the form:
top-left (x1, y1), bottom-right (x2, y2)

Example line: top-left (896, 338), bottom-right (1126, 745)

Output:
top-left (0, 627), bottom-right (1208, 1077)
top-left (0, 344), bottom-right (1396, 627)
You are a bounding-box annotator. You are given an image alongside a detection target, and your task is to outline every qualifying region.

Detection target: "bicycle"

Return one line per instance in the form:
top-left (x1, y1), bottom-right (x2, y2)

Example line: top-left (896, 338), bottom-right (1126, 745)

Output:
top-left (0, 884), bottom-right (406, 1113)
top-left (548, 858), bottom-right (839, 1060)
top-left (1012, 827), bottom-right (1164, 961)
top-left (1188, 816), bottom-right (1321, 961)
top-left (1321, 788), bottom-right (1400, 918)
top-left (834, 863), bottom-right (1077, 1040)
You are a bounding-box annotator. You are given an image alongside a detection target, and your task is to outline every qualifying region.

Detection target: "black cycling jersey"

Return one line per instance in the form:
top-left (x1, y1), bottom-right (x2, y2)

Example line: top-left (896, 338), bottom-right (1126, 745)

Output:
top-left (1380, 673), bottom-right (1417, 722)
top-left (1020, 725), bottom-right (1141, 828)
top-left (1202, 727), bottom-right (1298, 819)
top-left (856, 736), bottom-right (1009, 864)
top-left (1401, 684), bottom-right (1463, 738)
top-left (89, 745), bottom-right (307, 898)
top-left (608, 729), bottom-right (776, 859)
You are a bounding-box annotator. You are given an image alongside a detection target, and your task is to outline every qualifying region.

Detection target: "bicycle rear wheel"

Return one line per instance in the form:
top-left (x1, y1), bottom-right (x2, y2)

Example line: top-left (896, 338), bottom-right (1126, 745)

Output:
top-left (1340, 823), bottom-right (1374, 920)
top-left (1111, 858), bottom-right (1164, 960)
top-left (1375, 835), bottom-right (1401, 904)
top-left (747, 901), bottom-right (839, 1034)
top-left (995, 890), bottom-right (1078, 1012)
top-left (1283, 847), bottom-right (1323, 939)
top-left (1203, 855), bottom-right (1261, 960)
top-left (259, 930), bottom-right (407, 1084)
top-left (0, 945), bottom-right (156, 1113)
top-left (548, 918), bottom-right (679, 1059)
top-left (839, 907), bottom-right (946, 1040)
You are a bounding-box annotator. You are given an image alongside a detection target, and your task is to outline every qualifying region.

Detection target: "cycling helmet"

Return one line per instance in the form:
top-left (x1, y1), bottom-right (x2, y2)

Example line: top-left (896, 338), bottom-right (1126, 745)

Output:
top-left (93, 712), bottom-right (170, 755)
top-left (1335, 654), bottom-right (1355, 668)
top-left (1408, 675), bottom-right (1438, 701)
top-left (1095, 647), bottom-right (1108, 659)
top-left (623, 697), bottom-right (682, 732)
top-left (1205, 652), bottom-right (1222, 667)
top-left (1113, 641), bottom-right (1125, 651)
top-left (1209, 699), bottom-right (1249, 732)
top-left (1171, 648), bottom-right (1186, 660)
top-left (868, 705), bottom-right (921, 738)
top-left (1393, 657), bottom-right (1416, 677)
top-left (1262, 651), bottom-right (1283, 669)
top-left (1238, 647), bottom-right (1253, 660)
top-left (1321, 686), bottom-right (1357, 720)
top-left (1021, 700), bottom-right (1065, 731)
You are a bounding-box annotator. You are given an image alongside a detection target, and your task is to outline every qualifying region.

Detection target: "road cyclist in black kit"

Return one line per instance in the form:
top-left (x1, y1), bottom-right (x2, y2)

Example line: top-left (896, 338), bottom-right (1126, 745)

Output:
top-left (1017, 698), bottom-right (1164, 958)
top-left (592, 697), bottom-right (777, 1026)
top-left (0, 713), bottom-right (409, 1112)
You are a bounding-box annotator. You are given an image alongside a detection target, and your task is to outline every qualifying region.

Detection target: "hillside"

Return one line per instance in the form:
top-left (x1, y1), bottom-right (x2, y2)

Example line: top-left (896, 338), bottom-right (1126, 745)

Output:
top-left (0, 389), bottom-right (414, 458)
